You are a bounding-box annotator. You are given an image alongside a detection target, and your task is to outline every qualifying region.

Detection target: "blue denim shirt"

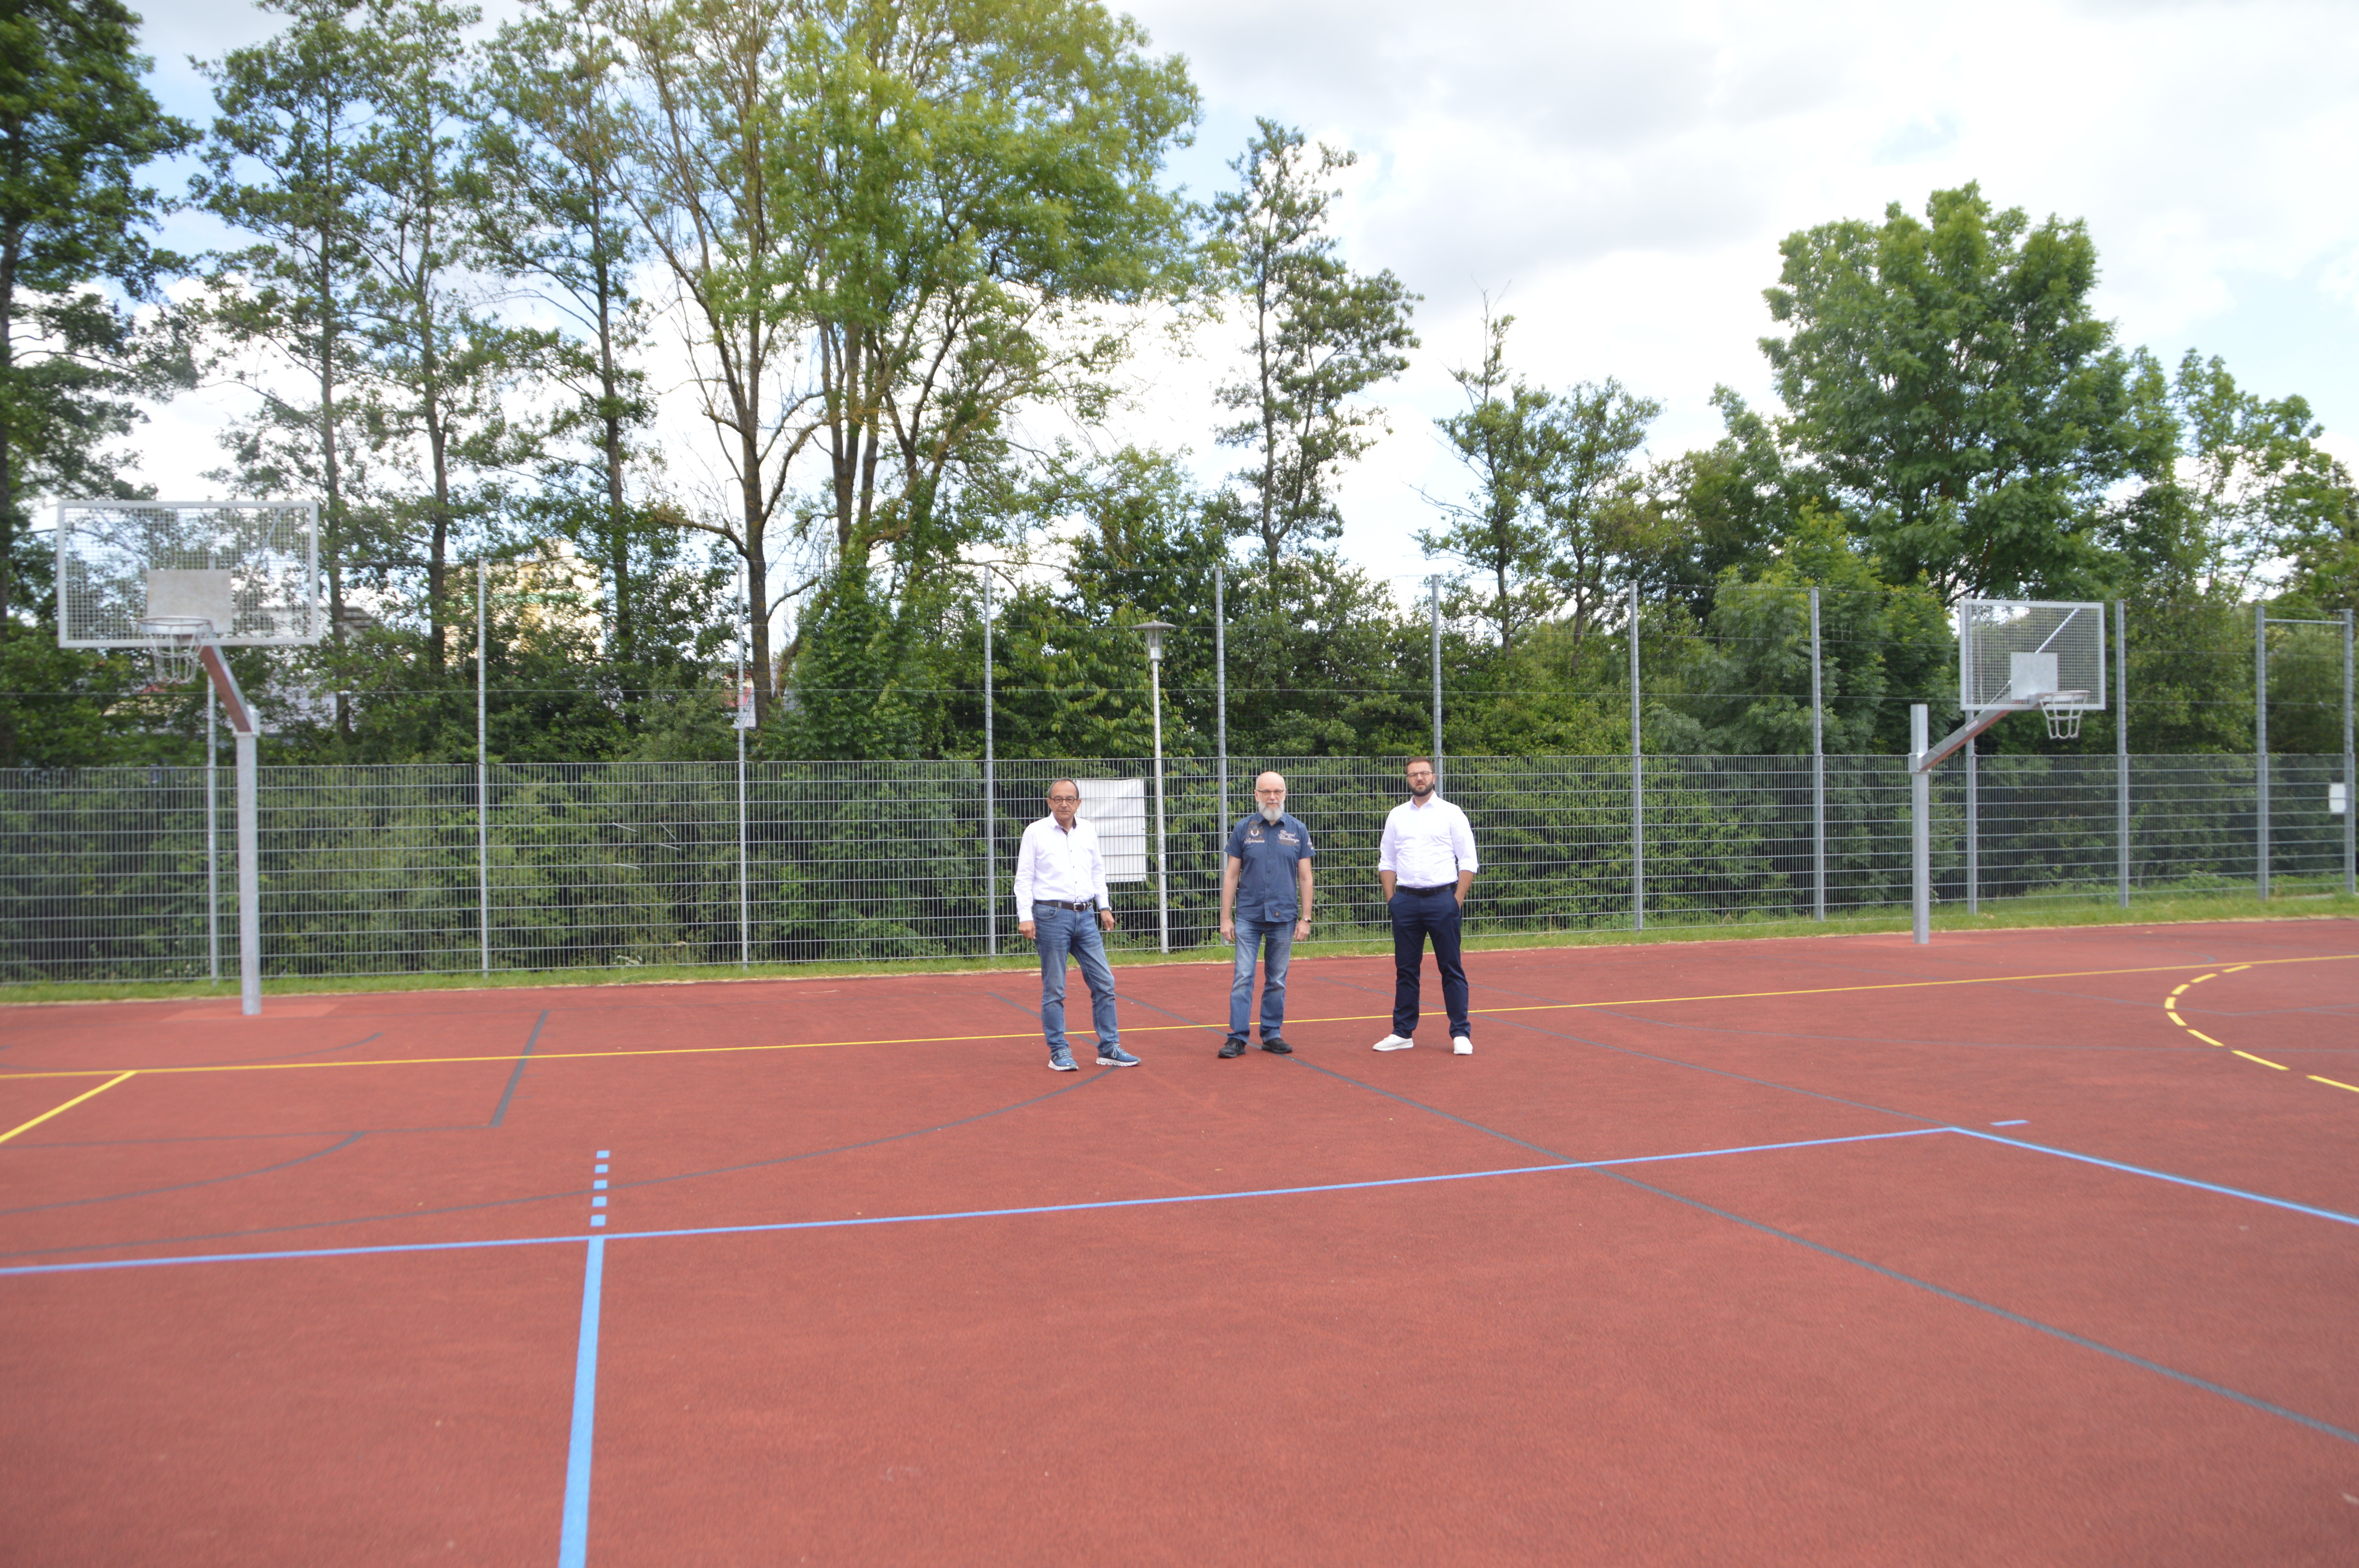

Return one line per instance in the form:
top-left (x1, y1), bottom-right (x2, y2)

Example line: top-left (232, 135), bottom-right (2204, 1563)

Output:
top-left (1227, 811), bottom-right (1314, 922)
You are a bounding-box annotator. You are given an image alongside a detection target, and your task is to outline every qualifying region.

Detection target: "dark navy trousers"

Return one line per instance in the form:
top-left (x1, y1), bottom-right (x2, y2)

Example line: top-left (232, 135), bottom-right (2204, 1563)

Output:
top-left (1388, 885), bottom-right (1469, 1040)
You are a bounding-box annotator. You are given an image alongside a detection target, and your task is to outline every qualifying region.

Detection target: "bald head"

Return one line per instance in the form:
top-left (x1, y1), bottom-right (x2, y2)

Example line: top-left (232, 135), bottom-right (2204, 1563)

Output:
top-left (1255, 771), bottom-right (1287, 822)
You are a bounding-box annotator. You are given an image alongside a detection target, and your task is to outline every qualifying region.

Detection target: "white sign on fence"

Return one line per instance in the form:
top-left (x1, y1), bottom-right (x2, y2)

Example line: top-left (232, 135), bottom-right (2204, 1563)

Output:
top-left (1075, 777), bottom-right (1147, 882)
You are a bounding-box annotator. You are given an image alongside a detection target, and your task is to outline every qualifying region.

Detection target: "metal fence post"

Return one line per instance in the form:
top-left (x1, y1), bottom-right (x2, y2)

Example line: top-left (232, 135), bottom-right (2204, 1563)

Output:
top-left (1430, 579), bottom-right (1443, 792)
top-left (2256, 604), bottom-right (2269, 901)
top-left (1911, 703), bottom-right (1930, 945)
top-left (1809, 586), bottom-right (1824, 921)
top-left (2116, 600), bottom-right (2130, 907)
top-left (737, 576), bottom-right (749, 969)
top-left (1214, 563), bottom-right (1227, 829)
top-left (2344, 608), bottom-right (2354, 898)
top-left (1965, 735), bottom-right (1978, 915)
top-left (206, 687), bottom-right (220, 982)
top-left (1630, 581), bottom-right (1643, 932)
top-left (477, 559), bottom-right (490, 974)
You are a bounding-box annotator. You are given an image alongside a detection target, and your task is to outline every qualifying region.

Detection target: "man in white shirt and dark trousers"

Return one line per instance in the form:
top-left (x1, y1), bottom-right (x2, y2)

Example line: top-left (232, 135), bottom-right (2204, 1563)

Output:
top-left (1013, 778), bottom-right (1139, 1072)
top-left (1373, 757), bottom-right (1479, 1055)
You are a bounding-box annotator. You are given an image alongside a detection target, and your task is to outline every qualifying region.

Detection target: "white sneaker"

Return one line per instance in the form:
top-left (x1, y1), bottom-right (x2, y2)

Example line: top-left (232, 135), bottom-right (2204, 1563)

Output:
top-left (1452, 1036), bottom-right (1473, 1055)
top-left (1373, 1034), bottom-right (1414, 1051)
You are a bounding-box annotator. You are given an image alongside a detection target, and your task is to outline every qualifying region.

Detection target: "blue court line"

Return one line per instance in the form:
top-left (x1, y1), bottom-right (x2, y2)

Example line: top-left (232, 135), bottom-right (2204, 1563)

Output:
top-left (1952, 1129), bottom-right (2359, 1229)
top-left (557, 1235), bottom-right (604, 1568)
top-left (0, 1127), bottom-right (1946, 1280)
top-left (491, 1011), bottom-right (550, 1128)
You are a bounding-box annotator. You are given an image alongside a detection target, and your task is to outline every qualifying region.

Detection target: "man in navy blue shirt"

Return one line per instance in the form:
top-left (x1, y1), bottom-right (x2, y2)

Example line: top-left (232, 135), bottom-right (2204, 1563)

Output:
top-left (1217, 771), bottom-right (1315, 1058)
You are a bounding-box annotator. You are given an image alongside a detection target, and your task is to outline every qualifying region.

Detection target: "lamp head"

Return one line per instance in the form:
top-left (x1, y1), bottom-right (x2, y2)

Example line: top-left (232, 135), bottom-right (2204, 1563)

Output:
top-left (1136, 620), bottom-right (1175, 662)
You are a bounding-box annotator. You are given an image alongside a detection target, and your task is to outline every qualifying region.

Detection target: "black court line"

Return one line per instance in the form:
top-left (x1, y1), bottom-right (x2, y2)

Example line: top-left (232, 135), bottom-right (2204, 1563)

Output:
top-left (0, 1133), bottom-right (369, 1217)
top-left (490, 1011), bottom-right (549, 1127)
top-left (1283, 1055), bottom-right (2359, 1449)
top-left (196, 1032), bottom-right (385, 1067)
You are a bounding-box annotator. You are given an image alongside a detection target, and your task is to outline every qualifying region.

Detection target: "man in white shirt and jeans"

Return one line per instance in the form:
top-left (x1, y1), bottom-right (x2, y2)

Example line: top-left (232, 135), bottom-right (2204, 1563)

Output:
top-left (1373, 757), bottom-right (1479, 1055)
top-left (1013, 777), bottom-right (1139, 1072)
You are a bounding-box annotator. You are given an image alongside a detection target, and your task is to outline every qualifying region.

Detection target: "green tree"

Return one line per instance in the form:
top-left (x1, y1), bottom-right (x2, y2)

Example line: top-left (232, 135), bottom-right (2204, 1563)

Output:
top-left (1683, 506), bottom-right (1950, 755)
top-left (350, 0), bottom-right (527, 670)
top-left (2165, 350), bottom-right (2355, 598)
top-left (0, 0), bottom-right (193, 630)
top-left (1762, 183), bottom-right (2174, 601)
top-left (1213, 120), bottom-right (1416, 588)
top-left (194, 0), bottom-right (382, 710)
top-left (0, 0), bottom-right (195, 766)
top-left (1418, 309), bottom-right (1559, 656)
top-left (607, 0), bottom-right (1199, 722)
top-left (476, 0), bottom-right (656, 664)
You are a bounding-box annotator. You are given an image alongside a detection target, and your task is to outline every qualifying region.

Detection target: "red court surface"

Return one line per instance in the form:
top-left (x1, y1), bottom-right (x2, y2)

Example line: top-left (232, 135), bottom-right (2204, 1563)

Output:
top-left (4, 919), bottom-right (2357, 1565)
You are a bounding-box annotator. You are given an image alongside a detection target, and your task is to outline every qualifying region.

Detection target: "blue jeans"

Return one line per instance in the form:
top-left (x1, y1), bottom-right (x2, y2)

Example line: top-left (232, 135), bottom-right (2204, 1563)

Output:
top-left (1034, 904), bottom-right (1119, 1059)
top-left (1228, 911), bottom-right (1296, 1045)
top-left (1389, 887), bottom-right (1469, 1039)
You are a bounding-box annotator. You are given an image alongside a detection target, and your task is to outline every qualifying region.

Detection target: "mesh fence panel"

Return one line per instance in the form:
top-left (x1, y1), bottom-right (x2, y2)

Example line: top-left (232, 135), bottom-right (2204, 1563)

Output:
top-left (0, 753), bottom-right (2348, 984)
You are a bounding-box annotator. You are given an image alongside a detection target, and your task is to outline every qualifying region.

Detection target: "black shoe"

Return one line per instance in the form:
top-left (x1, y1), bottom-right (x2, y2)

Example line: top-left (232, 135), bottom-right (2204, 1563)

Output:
top-left (1259, 1038), bottom-right (1293, 1054)
top-left (1218, 1038), bottom-right (1247, 1058)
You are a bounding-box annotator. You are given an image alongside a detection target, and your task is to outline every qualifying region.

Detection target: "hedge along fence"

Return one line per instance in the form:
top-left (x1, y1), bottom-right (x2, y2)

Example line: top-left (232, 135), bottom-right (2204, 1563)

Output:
top-left (0, 753), bottom-right (2347, 984)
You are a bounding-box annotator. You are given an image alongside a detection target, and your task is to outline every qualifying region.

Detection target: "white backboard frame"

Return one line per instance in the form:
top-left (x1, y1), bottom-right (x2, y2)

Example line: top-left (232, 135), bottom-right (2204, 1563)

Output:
top-left (1959, 599), bottom-right (2107, 715)
top-left (56, 500), bottom-right (321, 648)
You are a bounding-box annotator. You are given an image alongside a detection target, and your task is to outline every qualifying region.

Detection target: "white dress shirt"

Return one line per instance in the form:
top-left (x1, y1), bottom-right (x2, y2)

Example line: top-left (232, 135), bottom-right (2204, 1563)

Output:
top-left (1378, 795), bottom-right (1479, 887)
top-left (1012, 813), bottom-right (1113, 912)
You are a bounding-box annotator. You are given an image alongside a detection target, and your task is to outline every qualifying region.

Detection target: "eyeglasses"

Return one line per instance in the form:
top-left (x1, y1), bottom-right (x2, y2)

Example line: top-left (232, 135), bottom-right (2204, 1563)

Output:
top-left (1047, 794), bottom-right (1080, 804)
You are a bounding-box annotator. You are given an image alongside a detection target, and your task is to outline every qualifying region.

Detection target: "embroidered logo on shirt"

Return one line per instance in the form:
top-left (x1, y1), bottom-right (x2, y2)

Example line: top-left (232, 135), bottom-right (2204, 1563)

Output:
top-left (1246, 825), bottom-right (1264, 842)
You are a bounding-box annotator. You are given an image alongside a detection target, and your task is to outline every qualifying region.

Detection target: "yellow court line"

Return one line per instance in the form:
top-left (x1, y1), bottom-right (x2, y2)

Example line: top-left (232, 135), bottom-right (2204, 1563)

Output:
top-left (0, 1071), bottom-right (136, 1145)
top-left (2311, 1076), bottom-right (2359, 1094)
top-left (2187, 1030), bottom-right (2223, 1047)
top-left (2191, 973), bottom-right (2218, 984)
top-left (2232, 1051), bottom-right (2288, 1070)
top-left (2165, 1009), bottom-right (2185, 1025)
top-left (3, 951), bottom-right (2354, 1084)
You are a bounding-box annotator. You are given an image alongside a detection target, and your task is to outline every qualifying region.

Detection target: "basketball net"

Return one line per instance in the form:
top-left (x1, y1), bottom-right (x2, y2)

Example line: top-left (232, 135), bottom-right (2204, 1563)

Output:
top-left (136, 617), bottom-right (214, 687)
top-left (2039, 691), bottom-right (2090, 741)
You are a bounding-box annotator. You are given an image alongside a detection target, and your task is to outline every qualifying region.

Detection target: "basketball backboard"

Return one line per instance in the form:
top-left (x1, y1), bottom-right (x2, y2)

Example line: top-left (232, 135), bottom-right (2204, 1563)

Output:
top-left (55, 501), bottom-right (320, 648)
top-left (1959, 599), bottom-right (2106, 714)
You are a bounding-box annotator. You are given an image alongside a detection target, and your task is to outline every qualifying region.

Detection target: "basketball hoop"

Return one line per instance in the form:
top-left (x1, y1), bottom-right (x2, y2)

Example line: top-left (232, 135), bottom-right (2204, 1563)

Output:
top-left (136, 617), bottom-right (214, 686)
top-left (2040, 690), bottom-right (2092, 740)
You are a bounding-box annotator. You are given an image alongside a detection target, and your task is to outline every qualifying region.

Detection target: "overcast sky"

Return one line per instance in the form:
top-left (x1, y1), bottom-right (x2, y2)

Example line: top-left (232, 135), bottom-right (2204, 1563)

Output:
top-left (129, 0), bottom-right (2359, 599)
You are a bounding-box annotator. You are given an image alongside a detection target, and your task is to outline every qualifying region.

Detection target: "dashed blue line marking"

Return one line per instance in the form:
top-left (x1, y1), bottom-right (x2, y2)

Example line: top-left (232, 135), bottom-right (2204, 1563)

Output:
top-left (1991, 1119), bottom-right (2028, 1127)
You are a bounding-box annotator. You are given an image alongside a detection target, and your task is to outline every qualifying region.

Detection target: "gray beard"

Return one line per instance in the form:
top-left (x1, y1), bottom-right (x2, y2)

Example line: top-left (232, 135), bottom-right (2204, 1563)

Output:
top-left (1259, 803), bottom-right (1283, 823)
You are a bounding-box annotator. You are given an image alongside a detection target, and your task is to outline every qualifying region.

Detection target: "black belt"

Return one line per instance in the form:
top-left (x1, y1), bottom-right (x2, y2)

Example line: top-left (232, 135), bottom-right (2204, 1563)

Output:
top-left (1032, 899), bottom-right (1098, 911)
top-left (1399, 883), bottom-right (1455, 893)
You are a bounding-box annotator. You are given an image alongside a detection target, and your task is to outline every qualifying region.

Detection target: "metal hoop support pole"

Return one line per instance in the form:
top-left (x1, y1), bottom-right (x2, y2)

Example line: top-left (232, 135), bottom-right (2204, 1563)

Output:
top-left (477, 560), bottom-right (490, 975)
top-left (1911, 704), bottom-right (1930, 946)
top-left (1965, 735), bottom-right (1978, 916)
top-left (1630, 582), bottom-right (1644, 933)
top-left (236, 726), bottom-right (261, 1013)
top-left (1810, 586), bottom-right (1824, 922)
top-left (982, 571), bottom-right (996, 958)
top-left (2256, 605), bottom-right (2269, 901)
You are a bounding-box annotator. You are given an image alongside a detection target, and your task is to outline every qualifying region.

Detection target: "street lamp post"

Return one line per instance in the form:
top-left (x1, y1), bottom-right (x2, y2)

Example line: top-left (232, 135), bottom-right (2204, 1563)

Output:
top-left (1138, 621), bottom-right (1175, 954)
